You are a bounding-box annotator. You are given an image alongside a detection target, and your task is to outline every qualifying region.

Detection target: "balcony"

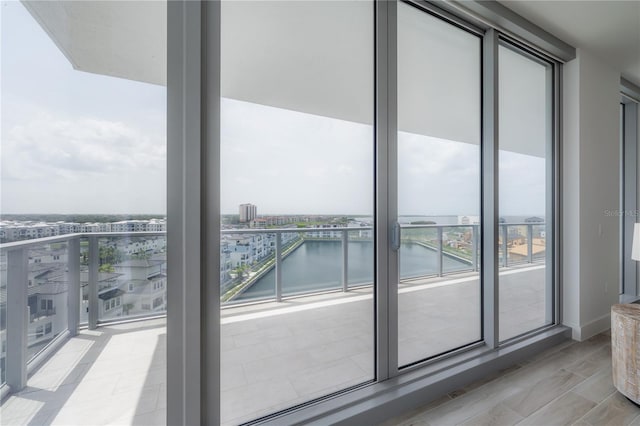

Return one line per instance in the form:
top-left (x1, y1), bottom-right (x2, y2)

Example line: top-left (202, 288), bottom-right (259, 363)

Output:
top-left (0, 226), bottom-right (548, 425)
top-left (0, 318), bottom-right (166, 425)
top-left (30, 310), bottom-right (56, 324)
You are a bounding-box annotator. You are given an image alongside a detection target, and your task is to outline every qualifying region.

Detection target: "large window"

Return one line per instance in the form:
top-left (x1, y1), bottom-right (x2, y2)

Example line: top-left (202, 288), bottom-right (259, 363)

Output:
top-left (210, 3), bottom-right (560, 424)
top-left (0, 0), bottom-right (567, 424)
top-left (210, 1), bottom-right (559, 423)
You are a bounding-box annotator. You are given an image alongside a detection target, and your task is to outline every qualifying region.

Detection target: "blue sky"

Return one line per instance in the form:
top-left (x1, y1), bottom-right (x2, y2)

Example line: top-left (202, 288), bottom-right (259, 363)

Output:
top-left (1, 1), bottom-right (545, 217)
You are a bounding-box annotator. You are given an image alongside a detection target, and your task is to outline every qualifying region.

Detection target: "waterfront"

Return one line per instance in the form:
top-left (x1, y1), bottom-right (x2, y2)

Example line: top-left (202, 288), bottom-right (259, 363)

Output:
top-left (235, 240), bottom-right (473, 301)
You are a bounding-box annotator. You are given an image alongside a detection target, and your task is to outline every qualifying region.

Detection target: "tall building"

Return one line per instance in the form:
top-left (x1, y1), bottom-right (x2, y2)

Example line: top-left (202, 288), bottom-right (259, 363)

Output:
top-left (238, 203), bottom-right (257, 223)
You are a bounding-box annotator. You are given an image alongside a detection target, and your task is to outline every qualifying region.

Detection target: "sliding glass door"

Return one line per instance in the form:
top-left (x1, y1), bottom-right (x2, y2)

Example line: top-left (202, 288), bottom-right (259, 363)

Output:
top-left (397, 1), bottom-right (482, 367)
top-left (195, 1), bottom-right (560, 423)
top-left (498, 42), bottom-right (554, 341)
top-left (219, 1), bottom-right (374, 424)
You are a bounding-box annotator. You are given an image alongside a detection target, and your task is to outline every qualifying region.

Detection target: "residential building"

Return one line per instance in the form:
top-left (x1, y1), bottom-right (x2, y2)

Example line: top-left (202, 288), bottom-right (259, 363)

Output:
top-left (113, 259), bottom-right (167, 313)
top-left (110, 220), bottom-right (151, 233)
top-left (0, 219), bottom-right (168, 243)
top-left (26, 276), bottom-right (67, 351)
top-left (80, 270), bottom-right (124, 322)
top-left (113, 237), bottom-right (166, 256)
top-left (238, 203), bottom-right (257, 223)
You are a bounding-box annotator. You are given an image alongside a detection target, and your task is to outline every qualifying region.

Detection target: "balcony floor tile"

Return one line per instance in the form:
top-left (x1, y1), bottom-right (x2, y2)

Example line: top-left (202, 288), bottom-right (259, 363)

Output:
top-left (1, 319), bottom-right (165, 426)
top-left (1, 264), bottom-right (556, 425)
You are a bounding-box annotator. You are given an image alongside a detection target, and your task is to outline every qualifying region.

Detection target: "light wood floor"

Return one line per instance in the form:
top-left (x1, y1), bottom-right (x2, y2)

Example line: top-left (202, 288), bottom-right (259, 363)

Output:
top-left (383, 331), bottom-right (640, 426)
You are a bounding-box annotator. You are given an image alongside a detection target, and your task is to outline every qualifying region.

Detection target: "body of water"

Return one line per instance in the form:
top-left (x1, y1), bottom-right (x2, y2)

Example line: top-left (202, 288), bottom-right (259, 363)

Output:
top-left (235, 240), bottom-right (472, 301)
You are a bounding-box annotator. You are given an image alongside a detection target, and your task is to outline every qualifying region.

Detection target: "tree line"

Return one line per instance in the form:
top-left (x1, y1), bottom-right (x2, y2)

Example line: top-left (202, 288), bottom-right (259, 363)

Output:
top-left (1, 214), bottom-right (165, 223)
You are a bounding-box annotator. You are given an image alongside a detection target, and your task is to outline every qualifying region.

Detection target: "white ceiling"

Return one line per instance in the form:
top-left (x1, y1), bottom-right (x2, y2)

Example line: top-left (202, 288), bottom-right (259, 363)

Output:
top-left (500, 0), bottom-right (640, 87)
top-left (23, 0), bottom-right (640, 89)
top-left (22, 1), bottom-right (166, 86)
top-left (21, 0), bottom-right (639, 157)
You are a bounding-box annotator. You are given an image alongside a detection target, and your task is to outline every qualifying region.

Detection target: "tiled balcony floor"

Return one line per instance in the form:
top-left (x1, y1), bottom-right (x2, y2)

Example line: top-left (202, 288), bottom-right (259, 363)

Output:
top-left (1, 319), bottom-right (166, 426)
top-left (1, 265), bottom-right (548, 425)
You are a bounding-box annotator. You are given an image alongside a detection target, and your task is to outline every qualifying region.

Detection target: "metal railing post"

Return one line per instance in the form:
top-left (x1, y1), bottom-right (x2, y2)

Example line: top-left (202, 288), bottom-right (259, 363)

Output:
top-left (472, 225), bottom-right (479, 271)
top-left (6, 247), bottom-right (28, 391)
top-left (437, 226), bottom-right (444, 277)
top-left (501, 225), bottom-right (508, 267)
top-left (341, 230), bottom-right (348, 292)
top-left (67, 237), bottom-right (80, 336)
top-left (275, 233), bottom-right (282, 302)
top-left (527, 224), bottom-right (533, 263)
top-left (88, 236), bottom-right (99, 329)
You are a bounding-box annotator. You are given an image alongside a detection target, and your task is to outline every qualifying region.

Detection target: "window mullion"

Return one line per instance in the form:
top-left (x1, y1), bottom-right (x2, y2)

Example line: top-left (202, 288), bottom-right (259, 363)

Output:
top-left (376, 0), bottom-right (398, 381)
top-left (481, 28), bottom-right (499, 349)
top-left (547, 63), bottom-right (559, 324)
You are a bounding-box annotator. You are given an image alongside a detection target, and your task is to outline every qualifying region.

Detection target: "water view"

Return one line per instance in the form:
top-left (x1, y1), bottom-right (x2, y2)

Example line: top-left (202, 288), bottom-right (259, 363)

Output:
top-left (234, 240), bottom-right (472, 301)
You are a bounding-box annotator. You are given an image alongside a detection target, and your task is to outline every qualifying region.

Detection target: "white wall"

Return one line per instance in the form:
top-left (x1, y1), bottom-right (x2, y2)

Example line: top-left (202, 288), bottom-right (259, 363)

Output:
top-left (562, 58), bottom-right (581, 335)
top-left (563, 48), bottom-right (621, 340)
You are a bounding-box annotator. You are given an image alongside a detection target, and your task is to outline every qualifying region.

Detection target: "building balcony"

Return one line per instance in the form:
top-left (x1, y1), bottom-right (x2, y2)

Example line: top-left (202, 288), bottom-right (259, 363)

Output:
top-left (0, 226), bottom-right (549, 425)
top-left (29, 310), bottom-right (56, 324)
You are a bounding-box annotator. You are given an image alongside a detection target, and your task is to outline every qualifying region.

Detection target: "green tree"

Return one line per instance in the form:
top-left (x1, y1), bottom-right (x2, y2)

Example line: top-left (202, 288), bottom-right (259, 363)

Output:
top-left (232, 264), bottom-right (250, 279)
top-left (99, 246), bottom-right (124, 266)
top-left (132, 251), bottom-right (151, 260)
top-left (99, 263), bottom-right (115, 273)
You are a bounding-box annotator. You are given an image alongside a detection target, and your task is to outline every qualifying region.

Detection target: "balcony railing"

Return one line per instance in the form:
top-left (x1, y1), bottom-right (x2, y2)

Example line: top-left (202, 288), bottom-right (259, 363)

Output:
top-left (0, 223), bottom-right (545, 394)
top-left (0, 231), bottom-right (165, 393)
top-left (30, 309), bottom-right (56, 323)
top-left (220, 222), bottom-right (546, 303)
top-left (221, 226), bottom-right (370, 302)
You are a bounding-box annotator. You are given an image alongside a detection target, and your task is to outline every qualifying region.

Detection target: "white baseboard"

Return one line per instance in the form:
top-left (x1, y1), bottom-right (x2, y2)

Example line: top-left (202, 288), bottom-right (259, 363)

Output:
top-left (575, 313), bottom-right (611, 341)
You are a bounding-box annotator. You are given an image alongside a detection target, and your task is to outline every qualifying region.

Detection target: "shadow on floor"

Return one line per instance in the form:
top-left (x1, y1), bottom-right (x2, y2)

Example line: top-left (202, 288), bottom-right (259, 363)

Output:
top-left (1, 319), bottom-right (166, 425)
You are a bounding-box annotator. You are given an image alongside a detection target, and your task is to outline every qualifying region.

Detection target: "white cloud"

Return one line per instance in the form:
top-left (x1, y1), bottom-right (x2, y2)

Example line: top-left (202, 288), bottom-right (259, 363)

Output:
top-left (304, 167), bottom-right (328, 179)
top-left (499, 150), bottom-right (546, 215)
top-left (221, 98), bottom-right (374, 215)
top-left (398, 132), bottom-right (481, 216)
top-left (2, 113), bottom-right (165, 182)
top-left (401, 133), bottom-right (471, 177)
top-left (1, 2), bottom-right (167, 214)
top-left (1, 113), bottom-right (167, 214)
top-left (337, 165), bottom-right (355, 176)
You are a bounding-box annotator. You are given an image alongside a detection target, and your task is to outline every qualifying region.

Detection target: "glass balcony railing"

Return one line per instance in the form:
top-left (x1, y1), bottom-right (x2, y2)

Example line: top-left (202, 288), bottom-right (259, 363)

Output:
top-left (220, 227), bottom-right (372, 303)
top-left (499, 223), bottom-right (547, 267)
top-left (0, 231), bottom-right (166, 391)
top-left (0, 251), bottom-right (6, 386)
top-left (220, 223), bottom-right (545, 304)
top-left (77, 235), bottom-right (167, 326)
top-left (399, 224), bottom-right (479, 279)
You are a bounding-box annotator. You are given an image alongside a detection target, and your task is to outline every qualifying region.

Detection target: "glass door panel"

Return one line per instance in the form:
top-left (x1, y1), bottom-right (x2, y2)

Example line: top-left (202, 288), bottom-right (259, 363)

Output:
top-left (397, 2), bottom-right (482, 367)
top-left (498, 42), bottom-right (553, 341)
top-left (220, 1), bottom-right (374, 423)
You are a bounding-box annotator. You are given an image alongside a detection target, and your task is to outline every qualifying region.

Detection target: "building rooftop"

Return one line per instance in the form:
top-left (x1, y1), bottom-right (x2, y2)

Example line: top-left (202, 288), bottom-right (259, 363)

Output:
top-left (28, 282), bottom-right (69, 297)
